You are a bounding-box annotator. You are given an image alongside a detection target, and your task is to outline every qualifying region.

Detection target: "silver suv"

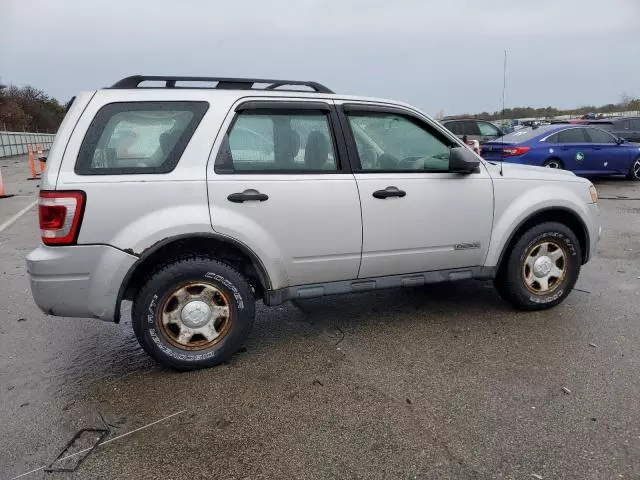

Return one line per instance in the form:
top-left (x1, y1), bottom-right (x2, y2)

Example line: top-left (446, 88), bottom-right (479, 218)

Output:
top-left (27, 75), bottom-right (601, 370)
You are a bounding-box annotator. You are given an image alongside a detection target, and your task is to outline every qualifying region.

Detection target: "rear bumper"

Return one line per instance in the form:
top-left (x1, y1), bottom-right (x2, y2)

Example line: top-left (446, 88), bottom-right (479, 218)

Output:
top-left (26, 245), bottom-right (137, 321)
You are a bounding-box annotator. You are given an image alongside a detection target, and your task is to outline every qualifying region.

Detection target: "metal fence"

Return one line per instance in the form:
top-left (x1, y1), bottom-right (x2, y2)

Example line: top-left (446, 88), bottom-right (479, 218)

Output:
top-left (0, 131), bottom-right (56, 158)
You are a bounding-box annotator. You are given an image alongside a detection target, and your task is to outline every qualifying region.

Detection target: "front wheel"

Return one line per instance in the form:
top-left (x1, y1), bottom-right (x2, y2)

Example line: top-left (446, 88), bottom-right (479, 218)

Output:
top-left (627, 157), bottom-right (640, 181)
top-left (132, 257), bottom-right (255, 370)
top-left (494, 222), bottom-right (581, 310)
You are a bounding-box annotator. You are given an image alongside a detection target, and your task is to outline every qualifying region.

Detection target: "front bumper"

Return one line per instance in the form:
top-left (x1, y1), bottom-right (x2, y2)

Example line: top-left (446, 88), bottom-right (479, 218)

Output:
top-left (585, 202), bottom-right (601, 263)
top-left (26, 245), bottom-right (137, 321)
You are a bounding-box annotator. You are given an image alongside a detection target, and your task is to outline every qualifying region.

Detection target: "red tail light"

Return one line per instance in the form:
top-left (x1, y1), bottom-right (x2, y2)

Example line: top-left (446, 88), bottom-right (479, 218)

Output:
top-left (502, 146), bottom-right (530, 157)
top-left (39, 191), bottom-right (86, 246)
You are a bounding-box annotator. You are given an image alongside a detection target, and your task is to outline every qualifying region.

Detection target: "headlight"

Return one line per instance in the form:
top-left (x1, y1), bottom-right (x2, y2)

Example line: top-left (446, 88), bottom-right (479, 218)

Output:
top-left (589, 184), bottom-right (598, 203)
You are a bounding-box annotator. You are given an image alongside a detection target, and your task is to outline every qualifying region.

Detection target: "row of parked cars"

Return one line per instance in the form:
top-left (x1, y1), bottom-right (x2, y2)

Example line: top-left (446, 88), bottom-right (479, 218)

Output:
top-left (442, 117), bottom-right (640, 180)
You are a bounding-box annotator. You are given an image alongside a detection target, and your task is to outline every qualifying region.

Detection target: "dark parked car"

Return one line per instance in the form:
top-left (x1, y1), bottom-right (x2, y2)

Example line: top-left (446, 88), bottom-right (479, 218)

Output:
top-left (588, 117), bottom-right (640, 143)
top-left (441, 119), bottom-right (503, 144)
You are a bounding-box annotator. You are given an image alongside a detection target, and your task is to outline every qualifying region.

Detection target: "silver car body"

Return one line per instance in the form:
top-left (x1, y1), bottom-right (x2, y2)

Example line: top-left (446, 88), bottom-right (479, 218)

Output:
top-left (27, 88), bottom-right (600, 321)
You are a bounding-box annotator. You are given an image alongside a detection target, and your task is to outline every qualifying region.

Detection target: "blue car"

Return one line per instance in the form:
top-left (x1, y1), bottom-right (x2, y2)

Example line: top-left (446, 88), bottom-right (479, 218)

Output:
top-left (482, 124), bottom-right (640, 180)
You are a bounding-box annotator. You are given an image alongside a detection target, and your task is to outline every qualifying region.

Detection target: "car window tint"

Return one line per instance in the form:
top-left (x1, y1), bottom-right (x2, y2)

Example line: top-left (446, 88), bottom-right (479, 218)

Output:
top-left (444, 121), bottom-right (461, 135)
top-left (545, 133), bottom-right (558, 143)
top-left (630, 119), bottom-right (640, 130)
top-left (462, 120), bottom-right (481, 135)
top-left (477, 121), bottom-right (500, 136)
top-left (347, 113), bottom-right (451, 172)
top-left (584, 128), bottom-right (616, 143)
top-left (76, 101), bottom-right (208, 175)
top-left (556, 128), bottom-right (588, 143)
top-left (215, 110), bottom-right (338, 173)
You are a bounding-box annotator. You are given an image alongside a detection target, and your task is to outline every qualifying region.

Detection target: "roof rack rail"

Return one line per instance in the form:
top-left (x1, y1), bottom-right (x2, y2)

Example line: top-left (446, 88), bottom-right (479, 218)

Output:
top-left (110, 75), bottom-right (334, 94)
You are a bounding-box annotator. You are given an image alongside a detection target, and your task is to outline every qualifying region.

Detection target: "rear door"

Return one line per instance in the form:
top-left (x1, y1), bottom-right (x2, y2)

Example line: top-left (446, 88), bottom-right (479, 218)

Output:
top-left (338, 102), bottom-right (494, 278)
top-left (207, 99), bottom-right (362, 287)
top-left (553, 127), bottom-right (590, 172)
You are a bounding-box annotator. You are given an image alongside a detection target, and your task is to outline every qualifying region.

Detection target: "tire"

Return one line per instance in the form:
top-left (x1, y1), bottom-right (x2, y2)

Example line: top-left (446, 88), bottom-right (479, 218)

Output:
top-left (494, 222), bottom-right (581, 311)
top-left (627, 156), bottom-right (640, 181)
top-left (543, 158), bottom-right (563, 169)
top-left (132, 256), bottom-right (255, 370)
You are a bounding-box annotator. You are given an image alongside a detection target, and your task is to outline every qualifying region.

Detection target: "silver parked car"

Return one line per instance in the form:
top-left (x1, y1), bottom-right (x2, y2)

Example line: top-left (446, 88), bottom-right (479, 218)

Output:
top-left (27, 75), bottom-right (601, 370)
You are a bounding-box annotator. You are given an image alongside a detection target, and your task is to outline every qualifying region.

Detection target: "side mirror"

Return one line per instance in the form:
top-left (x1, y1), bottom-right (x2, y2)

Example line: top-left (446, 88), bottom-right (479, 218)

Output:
top-left (449, 146), bottom-right (480, 174)
top-left (616, 137), bottom-right (625, 145)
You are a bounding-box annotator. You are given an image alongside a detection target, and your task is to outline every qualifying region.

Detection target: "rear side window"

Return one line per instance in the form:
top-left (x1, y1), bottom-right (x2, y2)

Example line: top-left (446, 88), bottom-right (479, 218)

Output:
top-left (215, 109), bottom-right (339, 173)
top-left (556, 128), bottom-right (588, 143)
top-left (76, 101), bottom-right (208, 175)
top-left (443, 121), bottom-right (461, 135)
top-left (461, 120), bottom-right (481, 135)
top-left (630, 119), bottom-right (640, 130)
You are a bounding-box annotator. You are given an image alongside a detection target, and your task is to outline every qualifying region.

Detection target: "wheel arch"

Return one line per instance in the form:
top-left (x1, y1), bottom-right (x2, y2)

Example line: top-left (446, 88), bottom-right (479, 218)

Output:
top-left (495, 207), bottom-right (590, 273)
top-left (543, 156), bottom-right (564, 168)
top-left (114, 233), bottom-right (271, 323)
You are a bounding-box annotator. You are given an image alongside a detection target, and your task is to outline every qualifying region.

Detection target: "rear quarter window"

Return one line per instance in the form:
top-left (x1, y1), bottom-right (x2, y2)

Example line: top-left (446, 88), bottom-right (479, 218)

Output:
top-left (75, 101), bottom-right (208, 175)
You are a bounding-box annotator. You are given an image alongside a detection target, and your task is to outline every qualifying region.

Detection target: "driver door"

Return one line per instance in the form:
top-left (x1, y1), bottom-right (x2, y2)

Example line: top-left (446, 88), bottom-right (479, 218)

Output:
top-left (337, 102), bottom-right (494, 279)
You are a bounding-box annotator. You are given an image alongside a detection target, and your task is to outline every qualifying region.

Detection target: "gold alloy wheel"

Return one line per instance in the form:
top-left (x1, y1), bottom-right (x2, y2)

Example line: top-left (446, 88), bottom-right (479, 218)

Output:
top-left (158, 282), bottom-right (232, 350)
top-left (521, 240), bottom-right (568, 295)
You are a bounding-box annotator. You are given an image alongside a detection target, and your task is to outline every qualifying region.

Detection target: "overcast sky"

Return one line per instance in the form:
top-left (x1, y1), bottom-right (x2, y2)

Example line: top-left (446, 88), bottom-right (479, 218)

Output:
top-left (2, 0), bottom-right (639, 115)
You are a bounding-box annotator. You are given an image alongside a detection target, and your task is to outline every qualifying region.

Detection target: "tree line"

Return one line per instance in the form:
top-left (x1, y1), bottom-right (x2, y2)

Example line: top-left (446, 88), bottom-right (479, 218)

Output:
top-left (444, 93), bottom-right (640, 121)
top-left (0, 84), bottom-right (67, 133)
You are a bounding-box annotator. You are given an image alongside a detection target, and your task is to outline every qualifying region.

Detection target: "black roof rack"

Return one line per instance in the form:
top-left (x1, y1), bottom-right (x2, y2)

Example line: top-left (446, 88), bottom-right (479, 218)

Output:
top-left (110, 75), bottom-right (334, 94)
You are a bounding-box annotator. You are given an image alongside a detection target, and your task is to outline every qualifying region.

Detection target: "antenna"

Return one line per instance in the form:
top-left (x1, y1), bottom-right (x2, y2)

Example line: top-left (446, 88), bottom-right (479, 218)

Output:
top-left (500, 49), bottom-right (507, 176)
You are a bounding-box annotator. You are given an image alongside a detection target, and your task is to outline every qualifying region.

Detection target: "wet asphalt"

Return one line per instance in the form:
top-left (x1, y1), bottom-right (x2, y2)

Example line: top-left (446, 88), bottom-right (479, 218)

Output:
top-left (1, 156), bottom-right (639, 479)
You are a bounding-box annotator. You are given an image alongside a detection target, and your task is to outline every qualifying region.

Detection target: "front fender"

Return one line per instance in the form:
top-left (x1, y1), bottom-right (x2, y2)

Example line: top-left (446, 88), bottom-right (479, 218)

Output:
top-left (485, 183), bottom-right (593, 267)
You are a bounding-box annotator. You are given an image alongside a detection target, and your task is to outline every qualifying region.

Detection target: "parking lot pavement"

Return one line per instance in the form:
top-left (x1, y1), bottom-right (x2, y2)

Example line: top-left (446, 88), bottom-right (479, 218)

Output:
top-left (1, 164), bottom-right (639, 479)
top-left (0, 156), bottom-right (41, 227)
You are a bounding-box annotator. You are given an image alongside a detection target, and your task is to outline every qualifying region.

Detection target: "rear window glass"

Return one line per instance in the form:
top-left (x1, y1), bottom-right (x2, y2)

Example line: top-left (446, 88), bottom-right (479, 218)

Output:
top-left (499, 126), bottom-right (554, 143)
top-left (76, 101), bottom-right (208, 175)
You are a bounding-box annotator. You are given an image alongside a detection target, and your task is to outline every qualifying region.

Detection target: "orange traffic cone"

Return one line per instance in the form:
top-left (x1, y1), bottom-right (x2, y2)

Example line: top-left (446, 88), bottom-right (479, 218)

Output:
top-left (0, 168), bottom-right (14, 199)
top-left (37, 144), bottom-right (45, 174)
top-left (27, 144), bottom-right (39, 180)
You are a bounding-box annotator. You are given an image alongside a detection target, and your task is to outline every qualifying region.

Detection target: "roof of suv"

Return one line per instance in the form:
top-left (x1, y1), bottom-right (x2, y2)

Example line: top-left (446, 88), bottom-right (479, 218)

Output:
top-left (110, 75), bottom-right (335, 93)
top-left (102, 75), bottom-right (425, 115)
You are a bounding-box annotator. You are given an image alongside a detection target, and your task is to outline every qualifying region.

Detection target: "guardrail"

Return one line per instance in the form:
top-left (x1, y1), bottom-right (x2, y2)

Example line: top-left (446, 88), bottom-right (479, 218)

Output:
top-left (0, 131), bottom-right (56, 158)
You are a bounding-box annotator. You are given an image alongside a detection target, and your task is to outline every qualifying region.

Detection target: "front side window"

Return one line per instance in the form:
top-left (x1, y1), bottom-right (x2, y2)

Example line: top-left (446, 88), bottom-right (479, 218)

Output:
top-left (555, 128), bottom-right (588, 143)
top-left (76, 101), bottom-right (208, 175)
top-left (477, 121), bottom-right (500, 137)
top-left (347, 113), bottom-right (451, 172)
top-left (215, 110), bottom-right (338, 173)
top-left (630, 119), bottom-right (640, 130)
top-left (584, 128), bottom-right (616, 143)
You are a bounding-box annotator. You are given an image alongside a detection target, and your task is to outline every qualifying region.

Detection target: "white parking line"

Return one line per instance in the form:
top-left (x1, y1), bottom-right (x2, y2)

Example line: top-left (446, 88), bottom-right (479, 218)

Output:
top-left (0, 200), bottom-right (37, 234)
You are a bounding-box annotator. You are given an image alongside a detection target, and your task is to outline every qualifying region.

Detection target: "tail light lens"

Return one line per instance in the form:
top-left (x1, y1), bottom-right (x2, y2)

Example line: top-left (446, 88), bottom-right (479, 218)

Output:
top-left (39, 191), bottom-right (86, 246)
top-left (502, 146), bottom-right (530, 157)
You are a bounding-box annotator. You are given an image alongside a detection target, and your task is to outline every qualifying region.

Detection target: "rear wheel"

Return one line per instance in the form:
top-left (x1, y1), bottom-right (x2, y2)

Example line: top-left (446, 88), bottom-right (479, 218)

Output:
top-left (494, 222), bottom-right (581, 310)
top-left (627, 157), bottom-right (640, 181)
top-left (132, 257), bottom-right (255, 370)
top-left (543, 158), bottom-right (563, 169)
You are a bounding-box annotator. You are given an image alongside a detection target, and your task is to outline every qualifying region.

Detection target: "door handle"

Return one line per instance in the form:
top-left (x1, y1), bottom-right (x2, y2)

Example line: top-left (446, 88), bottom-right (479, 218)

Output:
top-left (227, 190), bottom-right (269, 203)
top-left (373, 187), bottom-right (406, 199)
